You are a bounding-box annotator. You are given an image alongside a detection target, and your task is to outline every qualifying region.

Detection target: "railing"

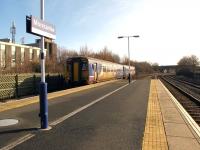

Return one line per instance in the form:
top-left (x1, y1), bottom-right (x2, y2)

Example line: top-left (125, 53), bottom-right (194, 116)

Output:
top-left (0, 73), bottom-right (66, 101)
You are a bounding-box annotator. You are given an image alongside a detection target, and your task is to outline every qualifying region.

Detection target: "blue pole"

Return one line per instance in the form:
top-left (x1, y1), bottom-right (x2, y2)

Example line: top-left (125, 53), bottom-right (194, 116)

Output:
top-left (39, 82), bottom-right (48, 128)
top-left (39, 0), bottom-right (48, 129)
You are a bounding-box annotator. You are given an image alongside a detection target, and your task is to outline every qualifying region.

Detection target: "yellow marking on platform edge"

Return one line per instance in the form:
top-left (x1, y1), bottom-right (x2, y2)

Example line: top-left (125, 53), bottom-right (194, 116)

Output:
top-left (142, 79), bottom-right (168, 150)
top-left (0, 80), bottom-right (117, 113)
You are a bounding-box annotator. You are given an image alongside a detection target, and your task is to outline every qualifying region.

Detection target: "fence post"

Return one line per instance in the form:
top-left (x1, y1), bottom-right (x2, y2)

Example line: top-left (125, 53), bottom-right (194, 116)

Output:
top-left (33, 74), bottom-right (37, 95)
top-left (58, 74), bottom-right (60, 90)
top-left (46, 74), bottom-right (49, 92)
top-left (15, 74), bottom-right (18, 98)
top-left (61, 74), bottom-right (64, 90)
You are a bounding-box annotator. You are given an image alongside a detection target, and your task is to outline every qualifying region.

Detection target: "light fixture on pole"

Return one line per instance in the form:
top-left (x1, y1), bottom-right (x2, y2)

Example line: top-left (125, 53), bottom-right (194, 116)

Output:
top-left (118, 35), bottom-right (139, 84)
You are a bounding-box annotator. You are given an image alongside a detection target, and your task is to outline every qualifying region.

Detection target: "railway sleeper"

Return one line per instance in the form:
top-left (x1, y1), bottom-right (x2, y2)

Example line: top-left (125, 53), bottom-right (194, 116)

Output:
top-left (187, 109), bottom-right (200, 112)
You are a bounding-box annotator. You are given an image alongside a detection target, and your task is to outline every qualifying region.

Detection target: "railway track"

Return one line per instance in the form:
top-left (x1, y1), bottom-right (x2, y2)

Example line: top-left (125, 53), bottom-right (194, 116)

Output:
top-left (160, 76), bottom-right (200, 125)
top-left (164, 75), bottom-right (200, 101)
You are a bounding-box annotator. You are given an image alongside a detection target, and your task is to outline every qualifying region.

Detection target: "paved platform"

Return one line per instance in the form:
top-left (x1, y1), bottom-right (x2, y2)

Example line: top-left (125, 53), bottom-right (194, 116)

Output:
top-left (1, 79), bottom-right (200, 149)
top-left (0, 80), bottom-right (117, 113)
top-left (0, 79), bottom-right (150, 150)
top-left (143, 79), bottom-right (200, 150)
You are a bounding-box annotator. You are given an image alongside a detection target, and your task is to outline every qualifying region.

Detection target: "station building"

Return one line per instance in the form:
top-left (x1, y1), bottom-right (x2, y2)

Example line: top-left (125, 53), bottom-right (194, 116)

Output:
top-left (0, 38), bottom-right (57, 73)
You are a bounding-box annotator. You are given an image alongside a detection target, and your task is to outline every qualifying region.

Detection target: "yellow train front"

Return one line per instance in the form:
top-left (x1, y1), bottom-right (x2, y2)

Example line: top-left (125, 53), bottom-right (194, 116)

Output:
top-left (66, 56), bottom-right (135, 85)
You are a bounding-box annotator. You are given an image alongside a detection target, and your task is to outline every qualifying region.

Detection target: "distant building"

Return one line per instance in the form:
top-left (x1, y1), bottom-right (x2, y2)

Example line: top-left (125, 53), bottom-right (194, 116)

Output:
top-left (0, 38), bottom-right (11, 42)
top-left (0, 38), bottom-right (57, 73)
top-left (0, 40), bottom-right (40, 71)
top-left (26, 38), bottom-right (57, 60)
top-left (159, 65), bottom-right (177, 74)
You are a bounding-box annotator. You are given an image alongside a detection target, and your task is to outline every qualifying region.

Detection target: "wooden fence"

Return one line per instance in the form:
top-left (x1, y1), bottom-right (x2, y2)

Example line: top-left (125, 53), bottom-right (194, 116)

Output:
top-left (0, 73), bottom-right (66, 101)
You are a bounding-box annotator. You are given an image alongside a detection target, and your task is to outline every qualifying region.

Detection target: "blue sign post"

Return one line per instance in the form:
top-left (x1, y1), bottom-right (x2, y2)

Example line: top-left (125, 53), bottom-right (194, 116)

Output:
top-left (26, 0), bottom-right (56, 130)
top-left (39, 0), bottom-right (48, 129)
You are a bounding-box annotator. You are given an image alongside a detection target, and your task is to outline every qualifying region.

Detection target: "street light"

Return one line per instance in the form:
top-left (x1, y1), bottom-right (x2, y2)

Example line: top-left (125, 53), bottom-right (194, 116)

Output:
top-left (118, 35), bottom-right (139, 84)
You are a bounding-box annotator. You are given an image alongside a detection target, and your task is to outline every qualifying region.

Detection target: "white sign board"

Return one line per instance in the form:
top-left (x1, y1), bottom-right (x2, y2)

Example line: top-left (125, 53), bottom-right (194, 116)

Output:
top-left (27, 16), bottom-right (56, 39)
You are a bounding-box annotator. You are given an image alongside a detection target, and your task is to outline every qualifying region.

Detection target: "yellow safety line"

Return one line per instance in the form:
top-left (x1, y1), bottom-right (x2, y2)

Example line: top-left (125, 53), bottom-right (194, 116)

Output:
top-left (142, 79), bottom-right (168, 150)
top-left (0, 80), bottom-right (118, 113)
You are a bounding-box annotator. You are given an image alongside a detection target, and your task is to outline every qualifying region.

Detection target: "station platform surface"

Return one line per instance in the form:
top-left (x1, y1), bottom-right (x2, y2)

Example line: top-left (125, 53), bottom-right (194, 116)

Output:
top-left (142, 79), bottom-right (200, 150)
top-left (0, 79), bottom-right (200, 150)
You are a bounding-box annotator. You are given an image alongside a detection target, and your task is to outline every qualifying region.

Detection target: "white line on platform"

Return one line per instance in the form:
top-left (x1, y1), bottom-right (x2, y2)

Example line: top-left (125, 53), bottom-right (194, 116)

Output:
top-left (0, 134), bottom-right (35, 150)
top-left (50, 80), bottom-right (135, 126)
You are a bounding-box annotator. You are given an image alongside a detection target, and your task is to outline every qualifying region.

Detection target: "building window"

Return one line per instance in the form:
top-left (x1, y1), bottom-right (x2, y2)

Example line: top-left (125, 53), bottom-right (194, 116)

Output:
top-left (11, 46), bottom-right (15, 67)
top-left (21, 48), bottom-right (25, 63)
top-left (29, 49), bottom-right (33, 61)
top-left (0, 44), bottom-right (5, 68)
top-left (36, 49), bottom-right (40, 59)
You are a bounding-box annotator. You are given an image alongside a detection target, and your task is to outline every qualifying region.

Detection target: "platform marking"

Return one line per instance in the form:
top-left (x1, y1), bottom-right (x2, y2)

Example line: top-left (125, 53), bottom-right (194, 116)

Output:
top-left (0, 134), bottom-right (35, 150)
top-left (142, 80), bottom-right (168, 150)
top-left (50, 80), bottom-right (135, 126)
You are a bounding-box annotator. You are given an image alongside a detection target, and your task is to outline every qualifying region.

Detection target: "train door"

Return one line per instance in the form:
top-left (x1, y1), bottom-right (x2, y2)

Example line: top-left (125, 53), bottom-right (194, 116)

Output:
top-left (93, 63), bottom-right (98, 82)
top-left (73, 62), bottom-right (79, 82)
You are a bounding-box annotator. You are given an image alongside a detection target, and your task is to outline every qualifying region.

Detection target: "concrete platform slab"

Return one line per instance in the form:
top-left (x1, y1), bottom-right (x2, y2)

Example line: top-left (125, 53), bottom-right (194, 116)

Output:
top-left (167, 136), bottom-right (200, 150)
top-left (165, 122), bottom-right (194, 138)
top-left (161, 108), bottom-right (185, 123)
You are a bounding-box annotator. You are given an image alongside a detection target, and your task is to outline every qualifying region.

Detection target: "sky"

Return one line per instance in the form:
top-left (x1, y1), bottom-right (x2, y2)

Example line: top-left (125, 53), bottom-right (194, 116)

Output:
top-left (0, 0), bottom-right (200, 65)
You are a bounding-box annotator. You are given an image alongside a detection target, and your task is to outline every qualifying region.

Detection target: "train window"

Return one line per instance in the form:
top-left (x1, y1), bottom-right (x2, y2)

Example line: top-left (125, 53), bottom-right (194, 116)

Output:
top-left (103, 66), bottom-right (106, 72)
top-left (97, 64), bottom-right (102, 73)
top-left (89, 63), bottom-right (94, 75)
top-left (82, 63), bottom-right (87, 71)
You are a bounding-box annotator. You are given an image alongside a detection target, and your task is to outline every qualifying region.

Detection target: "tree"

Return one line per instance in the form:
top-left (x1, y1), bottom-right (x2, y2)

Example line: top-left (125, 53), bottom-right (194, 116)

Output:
top-left (177, 55), bottom-right (199, 66)
top-left (134, 61), bottom-right (153, 74)
top-left (79, 45), bottom-right (94, 57)
top-left (112, 53), bottom-right (120, 63)
top-left (177, 55), bottom-right (199, 78)
top-left (152, 62), bottom-right (159, 72)
top-left (96, 47), bottom-right (121, 63)
top-left (122, 56), bottom-right (129, 65)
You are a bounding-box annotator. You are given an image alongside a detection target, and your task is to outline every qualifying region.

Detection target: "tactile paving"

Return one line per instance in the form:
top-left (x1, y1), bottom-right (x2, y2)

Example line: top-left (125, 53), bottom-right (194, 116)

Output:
top-left (142, 80), bottom-right (168, 150)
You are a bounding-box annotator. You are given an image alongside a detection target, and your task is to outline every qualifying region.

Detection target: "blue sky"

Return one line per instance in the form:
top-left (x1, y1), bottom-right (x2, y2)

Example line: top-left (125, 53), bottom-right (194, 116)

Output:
top-left (1, 0), bottom-right (200, 65)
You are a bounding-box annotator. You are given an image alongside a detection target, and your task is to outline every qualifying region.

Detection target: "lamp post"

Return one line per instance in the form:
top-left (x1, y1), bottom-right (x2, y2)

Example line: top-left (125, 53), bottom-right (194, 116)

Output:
top-left (118, 35), bottom-right (139, 84)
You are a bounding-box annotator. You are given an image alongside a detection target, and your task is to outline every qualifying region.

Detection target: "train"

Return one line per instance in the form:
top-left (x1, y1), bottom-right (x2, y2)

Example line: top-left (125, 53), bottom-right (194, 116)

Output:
top-left (65, 56), bottom-right (135, 85)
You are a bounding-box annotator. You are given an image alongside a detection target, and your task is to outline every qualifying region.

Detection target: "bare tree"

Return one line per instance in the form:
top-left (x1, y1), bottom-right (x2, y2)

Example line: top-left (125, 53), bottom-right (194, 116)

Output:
top-left (177, 55), bottom-right (199, 66)
top-left (79, 45), bottom-right (92, 57)
top-left (134, 61), bottom-right (153, 74)
top-left (177, 55), bottom-right (199, 77)
top-left (97, 47), bottom-right (121, 63)
top-left (112, 53), bottom-right (120, 63)
top-left (122, 56), bottom-right (129, 65)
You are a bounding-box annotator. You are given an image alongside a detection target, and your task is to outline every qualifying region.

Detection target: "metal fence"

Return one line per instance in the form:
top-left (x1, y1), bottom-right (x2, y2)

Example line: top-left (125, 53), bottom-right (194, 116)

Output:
top-left (0, 73), bottom-right (66, 101)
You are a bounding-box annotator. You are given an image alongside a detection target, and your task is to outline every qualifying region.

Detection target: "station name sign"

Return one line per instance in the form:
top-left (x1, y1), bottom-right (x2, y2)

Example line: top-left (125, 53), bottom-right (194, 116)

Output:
top-left (26, 16), bottom-right (56, 39)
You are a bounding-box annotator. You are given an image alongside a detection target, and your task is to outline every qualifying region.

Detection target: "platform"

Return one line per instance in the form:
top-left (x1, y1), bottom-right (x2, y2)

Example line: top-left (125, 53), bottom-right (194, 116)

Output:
top-left (1, 79), bottom-right (200, 149)
top-left (142, 79), bottom-right (200, 150)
